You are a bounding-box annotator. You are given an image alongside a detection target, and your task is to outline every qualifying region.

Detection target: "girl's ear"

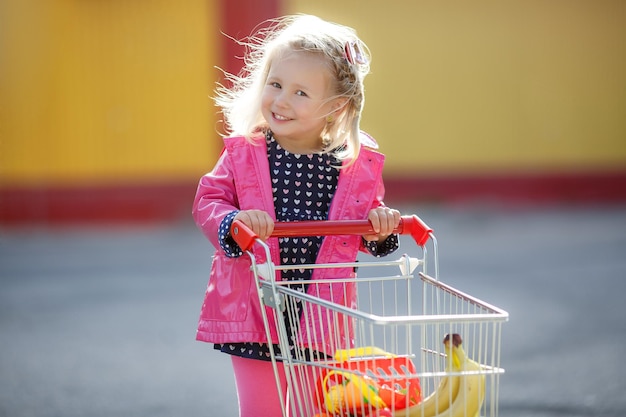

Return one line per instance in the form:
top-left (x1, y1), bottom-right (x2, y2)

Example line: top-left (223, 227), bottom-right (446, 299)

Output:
top-left (331, 97), bottom-right (349, 116)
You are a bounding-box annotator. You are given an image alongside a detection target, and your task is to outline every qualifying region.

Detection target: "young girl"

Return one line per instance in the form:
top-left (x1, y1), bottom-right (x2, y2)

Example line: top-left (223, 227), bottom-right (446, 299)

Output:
top-left (192, 14), bottom-right (401, 417)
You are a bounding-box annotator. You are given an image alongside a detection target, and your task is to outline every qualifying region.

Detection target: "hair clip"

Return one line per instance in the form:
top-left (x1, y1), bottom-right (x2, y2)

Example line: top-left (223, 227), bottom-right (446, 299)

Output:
top-left (344, 40), bottom-right (368, 66)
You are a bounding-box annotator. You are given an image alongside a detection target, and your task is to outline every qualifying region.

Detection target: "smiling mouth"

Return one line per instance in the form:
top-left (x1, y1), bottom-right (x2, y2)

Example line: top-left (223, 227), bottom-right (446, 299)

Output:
top-left (273, 112), bottom-right (292, 121)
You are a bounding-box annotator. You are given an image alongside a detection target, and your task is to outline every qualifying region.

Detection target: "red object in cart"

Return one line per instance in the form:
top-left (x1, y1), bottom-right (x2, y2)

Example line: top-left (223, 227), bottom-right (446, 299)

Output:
top-left (314, 348), bottom-right (422, 416)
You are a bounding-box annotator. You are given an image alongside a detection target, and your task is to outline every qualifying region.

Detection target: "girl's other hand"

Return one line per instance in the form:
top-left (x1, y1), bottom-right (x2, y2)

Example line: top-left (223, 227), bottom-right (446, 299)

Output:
top-left (364, 207), bottom-right (401, 242)
top-left (234, 210), bottom-right (274, 241)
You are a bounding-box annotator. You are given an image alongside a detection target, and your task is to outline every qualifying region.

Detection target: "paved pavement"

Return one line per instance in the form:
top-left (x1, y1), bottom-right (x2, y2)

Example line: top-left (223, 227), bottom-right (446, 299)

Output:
top-left (1, 204), bottom-right (625, 417)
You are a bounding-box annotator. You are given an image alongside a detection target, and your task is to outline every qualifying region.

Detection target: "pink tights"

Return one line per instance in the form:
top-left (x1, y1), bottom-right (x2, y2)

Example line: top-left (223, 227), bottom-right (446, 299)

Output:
top-left (231, 355), bottom-right (320, 417)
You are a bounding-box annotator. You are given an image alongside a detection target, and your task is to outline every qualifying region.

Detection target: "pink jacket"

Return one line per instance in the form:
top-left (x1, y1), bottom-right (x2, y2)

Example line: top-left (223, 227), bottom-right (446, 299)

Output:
top-left (192, 132), bottom-right (387, 353)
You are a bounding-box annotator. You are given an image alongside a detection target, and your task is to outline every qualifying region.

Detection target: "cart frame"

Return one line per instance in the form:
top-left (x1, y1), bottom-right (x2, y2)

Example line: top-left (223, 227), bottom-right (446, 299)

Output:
top-left (231, 216), bottom-right (508, 417)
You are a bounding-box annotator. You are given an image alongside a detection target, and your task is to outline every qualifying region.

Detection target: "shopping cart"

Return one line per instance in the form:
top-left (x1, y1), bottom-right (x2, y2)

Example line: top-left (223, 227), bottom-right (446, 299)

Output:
top-left (231, 215), bottom-right (508, 417)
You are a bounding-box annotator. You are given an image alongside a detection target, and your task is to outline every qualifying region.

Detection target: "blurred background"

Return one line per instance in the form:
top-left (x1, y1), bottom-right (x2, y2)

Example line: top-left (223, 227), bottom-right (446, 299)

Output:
top-left (1, 0), bottom-right (624, 223)
top-left (1, 1), bottom-right (626, 416)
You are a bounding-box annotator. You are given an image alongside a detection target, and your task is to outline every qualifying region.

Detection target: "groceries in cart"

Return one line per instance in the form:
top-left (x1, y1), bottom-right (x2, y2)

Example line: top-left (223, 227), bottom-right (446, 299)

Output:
top-left (400, 333), bottom-right (486, 417)
top-left (314, 347), bottom-right (421, 416)
top-left (310, 334), bottom-right (485, 417)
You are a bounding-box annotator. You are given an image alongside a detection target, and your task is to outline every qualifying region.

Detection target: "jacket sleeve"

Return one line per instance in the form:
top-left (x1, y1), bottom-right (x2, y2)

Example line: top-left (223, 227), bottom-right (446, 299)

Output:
top-left (192, 148), bottom-right (240, 250)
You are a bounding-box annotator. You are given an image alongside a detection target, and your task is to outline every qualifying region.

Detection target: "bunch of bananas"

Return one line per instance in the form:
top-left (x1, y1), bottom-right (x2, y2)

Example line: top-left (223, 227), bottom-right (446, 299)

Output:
top-left (394, 334), bottom-right (485, 417)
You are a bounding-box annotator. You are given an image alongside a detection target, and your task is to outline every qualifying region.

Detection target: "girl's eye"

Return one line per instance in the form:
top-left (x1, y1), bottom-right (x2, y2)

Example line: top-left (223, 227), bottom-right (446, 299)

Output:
top-left (270, 82), bottom-right (281, 88)
top-left (296, 90), bottom-right (308, 97)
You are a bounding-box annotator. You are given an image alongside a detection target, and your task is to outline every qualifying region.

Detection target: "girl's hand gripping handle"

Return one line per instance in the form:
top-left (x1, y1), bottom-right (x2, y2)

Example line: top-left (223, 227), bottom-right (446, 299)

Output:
top-left (230, 215), bottom-right (432, 252)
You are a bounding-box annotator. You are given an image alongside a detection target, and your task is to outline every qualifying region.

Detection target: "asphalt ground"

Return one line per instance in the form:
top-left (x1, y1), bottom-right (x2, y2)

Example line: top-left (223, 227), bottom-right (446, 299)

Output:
top-left (1, 204), bottom-right (625, 417)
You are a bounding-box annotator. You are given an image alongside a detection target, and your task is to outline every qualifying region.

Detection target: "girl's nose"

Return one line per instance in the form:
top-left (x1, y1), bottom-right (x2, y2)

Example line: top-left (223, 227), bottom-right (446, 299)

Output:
top-left (274, 91), bottom-right (289, 108)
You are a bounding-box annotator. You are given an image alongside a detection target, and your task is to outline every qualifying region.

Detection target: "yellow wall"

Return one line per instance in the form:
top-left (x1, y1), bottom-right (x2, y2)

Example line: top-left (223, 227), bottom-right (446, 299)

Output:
top-left (286, 0), bottom-right (626, 175)
top-left (0, 0), bottom-right (219, 187)
top-left (1, 0), bottom-right (625, 192)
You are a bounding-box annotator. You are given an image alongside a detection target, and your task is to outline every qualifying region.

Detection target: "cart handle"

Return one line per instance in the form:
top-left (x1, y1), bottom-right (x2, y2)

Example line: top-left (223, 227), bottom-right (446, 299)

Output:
top-left (230, 215), bottom-right (432, 252)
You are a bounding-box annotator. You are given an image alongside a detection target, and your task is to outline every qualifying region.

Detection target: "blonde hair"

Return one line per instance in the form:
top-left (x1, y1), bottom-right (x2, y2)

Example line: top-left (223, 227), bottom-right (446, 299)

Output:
top-left (214, 14), bottom-right (371, 162)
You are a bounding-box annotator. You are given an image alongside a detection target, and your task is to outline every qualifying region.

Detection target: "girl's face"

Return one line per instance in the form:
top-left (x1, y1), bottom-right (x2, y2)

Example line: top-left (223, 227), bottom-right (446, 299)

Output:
top-left (262, 51), bottom-right (342, 153)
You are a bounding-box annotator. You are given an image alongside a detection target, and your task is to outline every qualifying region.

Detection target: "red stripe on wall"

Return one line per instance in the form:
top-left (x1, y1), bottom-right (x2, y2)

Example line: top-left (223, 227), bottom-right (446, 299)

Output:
top-left (218, 0), bottom-right (282, 79)
top-left (0, 181), bottom-right (198, 225)
top-left (2, 170), bottom-right (625, 225)
top-left (383, 170), bottom-right (626, 206)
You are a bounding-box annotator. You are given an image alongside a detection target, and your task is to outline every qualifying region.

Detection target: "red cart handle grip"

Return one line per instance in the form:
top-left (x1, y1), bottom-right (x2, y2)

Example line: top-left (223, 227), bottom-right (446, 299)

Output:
top-left (230, 215), bottom-right (432, 252)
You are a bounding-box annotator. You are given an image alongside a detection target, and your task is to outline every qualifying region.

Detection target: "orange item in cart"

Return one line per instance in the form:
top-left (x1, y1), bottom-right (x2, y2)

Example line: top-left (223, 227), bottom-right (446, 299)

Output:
top-left (315, 347), bottom-right (421, 415)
